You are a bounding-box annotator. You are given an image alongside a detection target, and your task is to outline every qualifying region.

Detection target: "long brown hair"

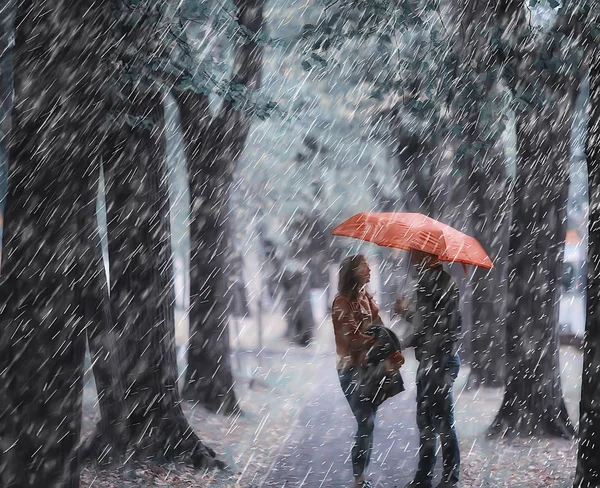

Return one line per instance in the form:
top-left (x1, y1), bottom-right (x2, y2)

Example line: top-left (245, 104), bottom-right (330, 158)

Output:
top-left (338, 254), bottom-right (366, 300)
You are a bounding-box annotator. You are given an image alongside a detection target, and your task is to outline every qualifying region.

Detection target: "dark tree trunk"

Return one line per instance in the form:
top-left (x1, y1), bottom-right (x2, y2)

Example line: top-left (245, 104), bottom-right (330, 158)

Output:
top-left (75, 3), bottom-right (221, 468)
top-left (100, 87), bottom-right (219, 466)
top-left (465, 153), bottom-right (510, 388)
top-left (448, 0), bottom-right (511, 385)
top-left (80, 230), bottom-right (129, 463)
top-left (388, 122), bottom-right (447, 326)
top-left (489, 101), bottom-right (575, 438)
top-left (573, 53), bottom-right (600, 488)
top-left (0, 0), bottom-right (111, 486)
top-left (0, 2), bottom-right (12, 213)
top-left (175, 0), bottom-right (265, 413)
top-left (78, 160), bottom-right (129, 465)
top-left (281, 266), bottom-right (314, 346)
top-left (467, 222), bottom-right (509, 387)
top-left (391, 127), bottom-right (440, 216)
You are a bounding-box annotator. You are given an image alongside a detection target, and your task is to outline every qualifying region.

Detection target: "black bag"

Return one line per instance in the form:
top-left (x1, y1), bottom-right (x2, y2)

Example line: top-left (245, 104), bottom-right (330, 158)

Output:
top-left (361, 325), bottom-right (405, 406)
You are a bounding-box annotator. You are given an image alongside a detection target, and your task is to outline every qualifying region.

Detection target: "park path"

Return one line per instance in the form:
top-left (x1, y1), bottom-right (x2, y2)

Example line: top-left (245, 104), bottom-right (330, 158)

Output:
top-left (80, 301), bottom-right (581, 488)
top-left (259, 345), bottom-right (443, 488)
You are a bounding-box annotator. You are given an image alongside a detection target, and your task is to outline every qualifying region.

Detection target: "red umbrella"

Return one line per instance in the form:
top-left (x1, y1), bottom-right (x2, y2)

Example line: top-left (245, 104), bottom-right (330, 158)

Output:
top-left (331, 212), bottom-right (494, 269)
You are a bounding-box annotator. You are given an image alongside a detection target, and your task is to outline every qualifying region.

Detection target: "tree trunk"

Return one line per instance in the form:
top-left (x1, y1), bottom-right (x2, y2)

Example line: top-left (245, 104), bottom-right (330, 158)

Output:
top-left (72, 2), bottom-right (222, 468)
top-left (391, 127), bottom-right (440, 216)
top-left (0, 0), bottom-right (111, 485)
top-left (80, 228), bottom-right (129, 463)
top-left (467, 224), bottom-right (509, 388)
top-left (389, 122), bottom-right (448, 326)
top-left (175, 0), bottom-right (265, 413)
top-left (99, 87), bottom-right (219, 466)
top-left (447, 0), bottom-right (511, 385)
top-left (465, 153), bottom-right (510, 388)
top-left (489, 101), bottom-right (575, 438)
top-left (281, 265), bottom-right (314, 346)
top-left (573, 51), bottom-right (600, 488)
top-left (0, 1), bottom-right (12, 217)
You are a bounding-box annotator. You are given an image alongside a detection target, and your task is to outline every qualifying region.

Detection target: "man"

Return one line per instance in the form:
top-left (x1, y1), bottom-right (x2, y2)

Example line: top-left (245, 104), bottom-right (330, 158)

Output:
top-left (395, 250), bottom-right (462, 488)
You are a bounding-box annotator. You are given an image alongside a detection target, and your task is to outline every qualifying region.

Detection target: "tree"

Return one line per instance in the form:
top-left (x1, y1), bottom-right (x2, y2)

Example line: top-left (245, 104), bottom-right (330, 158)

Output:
top-left (100, 86), bottom-right (218, 465)
top-left (450, 0), bottom-right (511, 388)
top-left (574, 17), bottom-right (600, 486)
top-left (173, 0), bottom-right (266, 413)
top-left (0, 1), bottom-right (12, 216)
top-left (81, 224), bottom-right (129, 462)
top-left (464, 154), bottom-right (510, 388)
top-left (0, 0), bottom-right (113, 485)
top-left (488, 100), bottom-right (575, 437)
top-left (82, 1), bottom-right (221, 467)
top-left (488, 1), bottom-right (580, 438)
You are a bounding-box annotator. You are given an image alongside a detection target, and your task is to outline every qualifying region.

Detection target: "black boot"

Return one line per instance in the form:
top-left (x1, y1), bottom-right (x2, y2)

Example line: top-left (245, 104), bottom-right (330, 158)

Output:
top-left (434, 480), bottom-right (458, 488)
top-left (404, 480), bottom-right (433, 488)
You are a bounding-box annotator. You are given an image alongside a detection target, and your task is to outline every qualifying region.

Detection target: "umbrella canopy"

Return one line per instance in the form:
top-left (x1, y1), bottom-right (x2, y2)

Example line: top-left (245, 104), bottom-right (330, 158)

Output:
top-left (331, 212), bottom-right (494, 269)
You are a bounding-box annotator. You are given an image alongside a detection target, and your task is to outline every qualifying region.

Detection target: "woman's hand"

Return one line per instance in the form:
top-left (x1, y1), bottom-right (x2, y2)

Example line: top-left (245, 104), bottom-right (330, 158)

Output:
top-left (366, 333), bottom-right (377, 345)
top-left (384, 351), bottom-right (405, 372)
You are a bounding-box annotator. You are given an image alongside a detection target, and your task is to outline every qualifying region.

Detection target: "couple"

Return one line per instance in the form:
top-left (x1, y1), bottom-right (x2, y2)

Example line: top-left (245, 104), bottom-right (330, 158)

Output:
top-left (332, 251), bottom-right (461, 488)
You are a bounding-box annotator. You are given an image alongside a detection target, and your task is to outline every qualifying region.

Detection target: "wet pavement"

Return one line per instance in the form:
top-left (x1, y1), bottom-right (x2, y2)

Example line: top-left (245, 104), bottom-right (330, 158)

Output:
top-left (261, 353), bottom-right (445, 488)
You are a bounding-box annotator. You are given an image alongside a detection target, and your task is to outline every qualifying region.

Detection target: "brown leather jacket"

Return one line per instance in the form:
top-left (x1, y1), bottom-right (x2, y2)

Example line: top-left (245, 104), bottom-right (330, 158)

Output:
top-left (332, 291), bottom-right (379, 368)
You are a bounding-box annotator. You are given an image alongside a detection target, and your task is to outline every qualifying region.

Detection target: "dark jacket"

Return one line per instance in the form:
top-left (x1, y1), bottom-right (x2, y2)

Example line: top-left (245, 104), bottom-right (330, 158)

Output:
top-left (402, 265), bottom-right (462, 369)
top-left (366, 324), bottom-right (403, 364)
top-left (362, 324), bottom-right (405, 406)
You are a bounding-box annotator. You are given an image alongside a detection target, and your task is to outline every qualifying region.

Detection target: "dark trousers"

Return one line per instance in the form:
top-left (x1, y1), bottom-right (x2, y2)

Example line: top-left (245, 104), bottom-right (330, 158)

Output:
top-left (338, 367), bottom-right (378, 478)
top-left (414, 355), bottom-right (460, 485)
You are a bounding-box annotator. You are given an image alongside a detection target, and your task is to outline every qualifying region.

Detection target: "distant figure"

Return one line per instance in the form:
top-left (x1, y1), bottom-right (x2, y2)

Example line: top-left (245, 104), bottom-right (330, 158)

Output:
top-left (395, 250), bottom-right (462, 488)
top-left (281, 265), bottom-right (314, 346)
top-left (332, 254), bottom-right (404, 488)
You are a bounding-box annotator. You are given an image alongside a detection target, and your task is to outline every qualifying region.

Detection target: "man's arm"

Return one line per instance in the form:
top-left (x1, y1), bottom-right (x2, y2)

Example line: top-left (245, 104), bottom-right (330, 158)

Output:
top-left (393, 298), bottom-right (421, 349)
top-left (439, 280), bottom-right (462, 357)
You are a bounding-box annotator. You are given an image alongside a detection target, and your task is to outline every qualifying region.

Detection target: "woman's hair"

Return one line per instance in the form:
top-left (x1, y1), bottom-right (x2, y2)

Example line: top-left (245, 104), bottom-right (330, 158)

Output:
top-left (338, 254), bottom-right (366, 299)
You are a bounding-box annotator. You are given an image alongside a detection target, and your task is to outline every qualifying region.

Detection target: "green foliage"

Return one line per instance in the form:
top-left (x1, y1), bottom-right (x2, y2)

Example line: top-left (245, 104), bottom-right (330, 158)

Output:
top-left (297, 0), bottom-right (590, 169)
top-left (108, 0), bottom-right (284, 121)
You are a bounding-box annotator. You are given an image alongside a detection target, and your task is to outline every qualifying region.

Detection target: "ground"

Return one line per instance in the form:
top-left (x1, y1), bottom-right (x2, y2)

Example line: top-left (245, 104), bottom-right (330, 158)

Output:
top-left (81, 304), bottom-right (582, 488)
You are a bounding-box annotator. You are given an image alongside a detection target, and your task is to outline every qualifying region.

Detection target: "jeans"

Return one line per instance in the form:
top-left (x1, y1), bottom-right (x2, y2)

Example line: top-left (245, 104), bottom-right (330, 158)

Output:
top-left (338, 367), bottom-right (378, 478)
top-left (414, 354), bottom-right (460, 485)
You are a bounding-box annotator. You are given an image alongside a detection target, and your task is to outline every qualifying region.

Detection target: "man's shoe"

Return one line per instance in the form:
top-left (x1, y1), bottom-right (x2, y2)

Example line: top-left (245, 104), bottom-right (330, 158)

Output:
top-left (434, 480), bottom-right (458, 488)
top-left (404, 481), bottom-right (432, 488)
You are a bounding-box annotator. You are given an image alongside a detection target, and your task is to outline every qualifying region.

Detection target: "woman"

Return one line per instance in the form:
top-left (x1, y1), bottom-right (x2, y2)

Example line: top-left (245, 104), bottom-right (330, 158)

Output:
top-left (332, 254), bottom-right (404, 488)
